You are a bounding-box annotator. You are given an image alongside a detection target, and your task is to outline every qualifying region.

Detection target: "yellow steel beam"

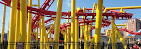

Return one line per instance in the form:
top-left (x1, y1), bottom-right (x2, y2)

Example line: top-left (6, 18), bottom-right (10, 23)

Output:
top-left (75, 7), bottom-right (81, 49)
top-left (105, 30), bottom-right (111, 36)
top-left (60, 30), bottom-right (65, 38)
top-left (111, 18), bottom-right (116, 49)
top-left (1, 4), bottom-right (6, 42)
top-left (94, 0), bottom-right (103, 49)
top-left (14, 9), bottom-right (20, 49)
top-left (67, 12), bottom-right (70, 49)
top-left (80, 26), bottom-right (83, 49)
top-left (82, 7), bottom-right (89, 49)
top-left (107, 32), bottom-right (112, 49)
top-left (49, 34), bottom-right (52, 45)
top-left (15, 10), bottom-right (20, 43)
top-left (64, 29), bottom-right (67, 49)
top-left (83, 7), bottom-right (86, 19)
top-left (71, 0), bottom-right (76, 49)
top-left (90, 37), bottom-right (94, 49)
top-left (106, 6), bottom-right (141, 10)
top-left (36, 28), bottom-right (38, 48)
top-left (31, 32), bottom-right (37, 34)
top-left (38, 0), bottom-right (40, 8)
top-left (40, 16), bottom-right (45, 49)
top-left (89, 3), bottom-right (96, 49)
top-left (54, 0), bottom-right (63, 49)
top-left (46, 22), bottom-right (55, 49)
top-left (114, 8), bottom-right (127, 49)
top-left (45, 34), bottom-right (50, 49)
top-left (116, 24), bottom-right (126, 26)
top-left (84, 24), bottom-right (88, 49)
top-left (39, 20), bottom-right (42, 48)
top-left (88, 27), bottom-right (91, 41)
top-left (32, 5), bottom-right (38, 6)
top-left (89, 3), bottom-right (96, 42)
top-left (20, 1), bottom-right (27, 49)
top-left (26, 0), bottom-right (32, 49)
top-left (49, 33), bottom-right (52, 41)
top-left (8, 0), bottom-right (17, 48)
top-left (114, 25), bottom-right (127, 49)
top-left (120, 8), bottom-right (125, 13)
top-left (44, 37), bottom-right (46, 49)
top-left (116, 24), bottom-right (126, 28)
top-left (67, 29), bottom-right (70, 49)
top-left (47, 21), bottom-right (55, 35)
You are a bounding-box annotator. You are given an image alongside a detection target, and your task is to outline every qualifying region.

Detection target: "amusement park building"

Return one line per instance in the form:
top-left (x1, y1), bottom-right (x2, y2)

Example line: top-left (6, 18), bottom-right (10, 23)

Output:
top-left (123, 18), bottom-right (141, 37)
top-left (123, 18), bottom-right (141, 44)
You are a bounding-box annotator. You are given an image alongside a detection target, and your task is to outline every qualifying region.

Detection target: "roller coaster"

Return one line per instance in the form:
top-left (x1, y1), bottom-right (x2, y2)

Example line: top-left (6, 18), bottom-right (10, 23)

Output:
top-left (0, 0), bottom-right (141, 49)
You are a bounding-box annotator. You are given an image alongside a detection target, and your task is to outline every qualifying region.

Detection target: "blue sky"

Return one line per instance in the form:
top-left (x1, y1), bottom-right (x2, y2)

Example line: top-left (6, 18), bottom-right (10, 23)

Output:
top-left (0, 0), bottom-right (141, 34)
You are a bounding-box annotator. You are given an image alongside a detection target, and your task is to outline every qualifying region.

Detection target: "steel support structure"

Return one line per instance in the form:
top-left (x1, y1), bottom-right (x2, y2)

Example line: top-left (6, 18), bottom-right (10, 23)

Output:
top-left (70, 0), bottom-right (75, 49)
top-left (89, 3), bottom-right (96, 49)
top-left (114, 24), bottom-right (127, 49)
top-left (111, 17), bottom-right (116, 49)
top-left (75, 7), bottom-right (81, 49)
top-left (26, 0), bottom-right (32, 49)
top-left (14, 8), bottom-right (20, 49)
top-left (1, 3), bottom-right (6, 42)
top-left (20, 0), bottom-right (27, 48)
top-left (67, 15), bottom-right (70, 49)
top-left (54, 0), bottom-right (63, 49)
top-left (8, 0), bottom-right (17, 49)
top-left (94, 0), bottom-right (103, 49)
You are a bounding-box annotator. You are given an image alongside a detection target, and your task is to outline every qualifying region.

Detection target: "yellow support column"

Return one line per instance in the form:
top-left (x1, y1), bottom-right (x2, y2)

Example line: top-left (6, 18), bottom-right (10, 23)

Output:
top-left (67, 15), bottom-right (70, 49)
top-left (80, 26), bottom-right (83, 49)
top-left (90, 37), bottom-right (95, 49)
top-left (107, 32), bottom-right (111, 49)
top-left (64, 30), bottom-right (67, 49)
top-left (82, 7), bottom-right (86, 49)
top-left (38, 0), bottom-right (40, 8)
top-left (26, 0), bottom-right (32, 49)
top-left (88, 27), bottom-right (91, 42)
top-left (94, 0), bottom-right (103, 49)
top-left (44, 37), bottom-right (46, 49)
top-left (111, 18), bottom-right (116, 49)
top-left (84, 24), bottom-right (88, 49)
top-left (46, 34), bottom-right (49, 49)
top-left (83, 7), bottom-right (88, 49)
top-left (114, 24), bottom-right (127, 49)
top-left (1, 4), bottom-right (6, 42)
top-left (45, 22), bottom-right (55, 49)
top-left (14, 9), bottom-right (20, 49)
top-left (8, 0), bottom-right (17, 48)
top-left (64, 30), bottom-right (68, 49)
top-left (49, 33), bottom-right (52, 43)
top-left (20, 0), bottom-right (27, 48)
top-left (74, 16), bottom-right (78, 49)
top-left (88, 3), bottom-right (96, 43)
top-left (54, 0), bottom-right (63, 49)
top-left (89, 3), bottom-right (96, 49)
top-left (47, 22), bottom-right (55, 35)
top-left (40, 16), bottom-right (45, 49)
top-left (75, 7), bottom-right (81, 49)
top-left (36, 28), bottom-right (38, 48)
top-left (70, 0), bottom-right (76, 49)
